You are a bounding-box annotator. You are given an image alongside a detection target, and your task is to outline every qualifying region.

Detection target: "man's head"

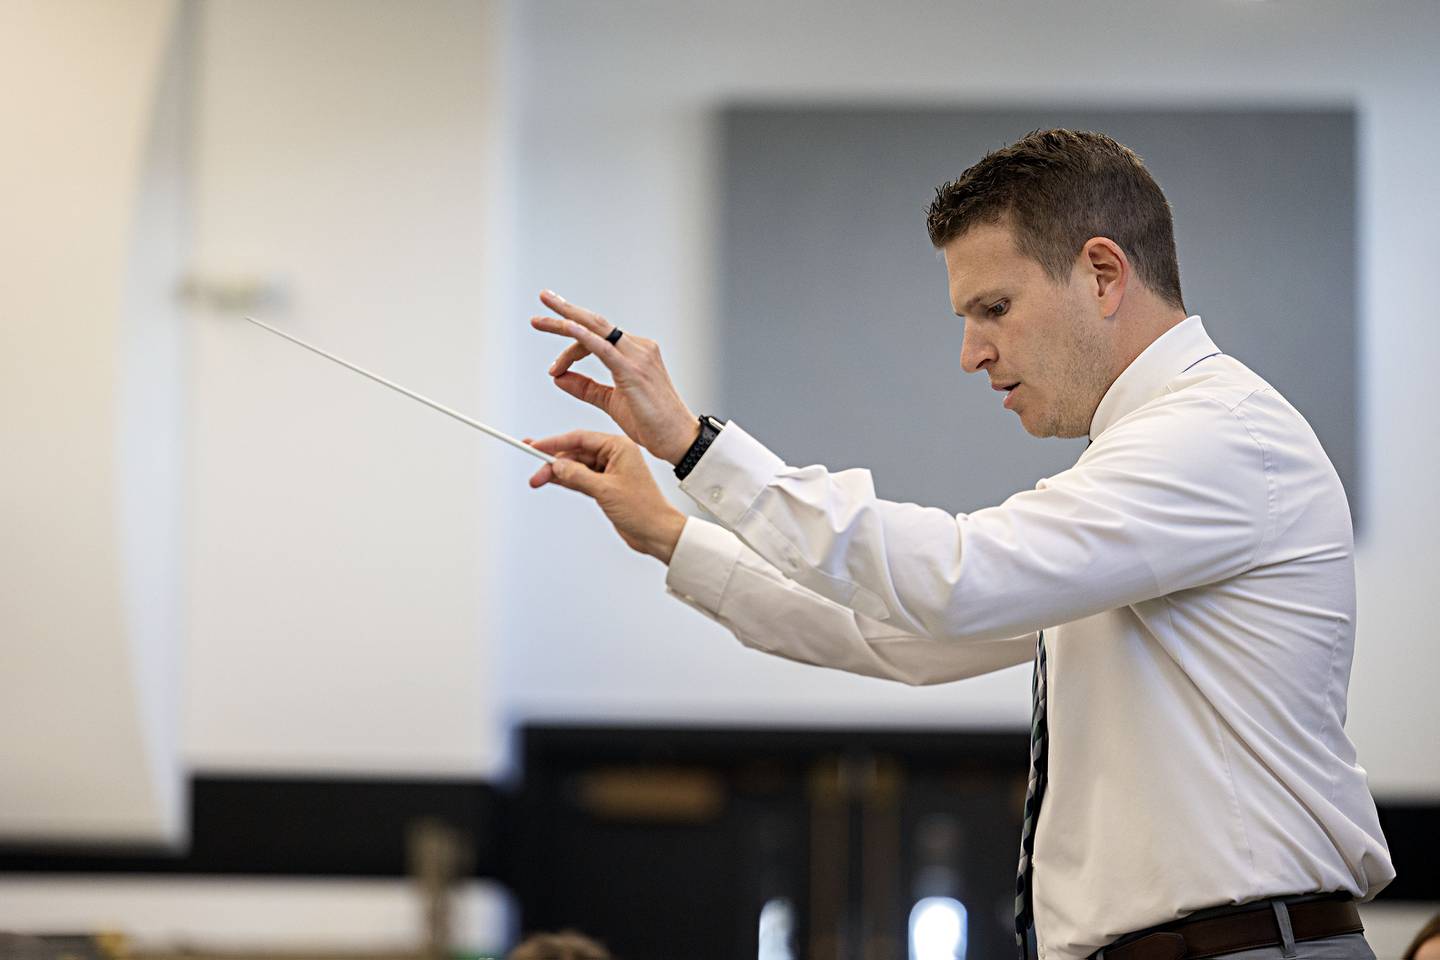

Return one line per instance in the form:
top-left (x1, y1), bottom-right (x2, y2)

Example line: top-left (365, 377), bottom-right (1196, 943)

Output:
top-left (508, 931), bottom-right (611, 960)
top-left (926, 129), bottom-right (1187, 438)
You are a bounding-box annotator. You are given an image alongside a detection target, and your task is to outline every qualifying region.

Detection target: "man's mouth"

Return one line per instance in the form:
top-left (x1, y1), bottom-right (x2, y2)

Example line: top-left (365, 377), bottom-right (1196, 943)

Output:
top-left (991, 380), bottom-right (1021, 408)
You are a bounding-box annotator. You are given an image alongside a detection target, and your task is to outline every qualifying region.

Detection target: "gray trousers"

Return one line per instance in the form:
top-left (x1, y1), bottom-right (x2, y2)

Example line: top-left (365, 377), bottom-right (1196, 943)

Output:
top-left (1216, 933), bottom-right (1373, 959)
top-left (1213, 903), bottom-right (1374, 959)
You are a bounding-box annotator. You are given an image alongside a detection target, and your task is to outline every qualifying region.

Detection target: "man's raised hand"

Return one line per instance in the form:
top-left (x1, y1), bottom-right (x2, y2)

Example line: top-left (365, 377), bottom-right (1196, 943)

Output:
top-left (530, 290), bottom-right (700, 464)
top-left (524, 430), bottom-right (687, 565)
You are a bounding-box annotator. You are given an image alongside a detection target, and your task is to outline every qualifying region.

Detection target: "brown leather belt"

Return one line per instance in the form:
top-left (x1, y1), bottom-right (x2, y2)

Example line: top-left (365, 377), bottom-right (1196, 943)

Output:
top-left (1093, 897), bottom-right (1364, 960)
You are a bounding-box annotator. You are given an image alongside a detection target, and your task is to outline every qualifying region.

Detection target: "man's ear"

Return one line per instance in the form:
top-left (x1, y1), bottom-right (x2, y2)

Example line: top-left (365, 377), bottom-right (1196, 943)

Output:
top-left (1081, 237), bottom-right (1128, 318)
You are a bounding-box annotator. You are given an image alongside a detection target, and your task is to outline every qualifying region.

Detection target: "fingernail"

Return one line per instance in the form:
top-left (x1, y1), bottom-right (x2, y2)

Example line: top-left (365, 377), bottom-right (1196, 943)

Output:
top-left (548, 362), bottom-right (558, 375)
top-left (543, 289), bottom-right (565, 303)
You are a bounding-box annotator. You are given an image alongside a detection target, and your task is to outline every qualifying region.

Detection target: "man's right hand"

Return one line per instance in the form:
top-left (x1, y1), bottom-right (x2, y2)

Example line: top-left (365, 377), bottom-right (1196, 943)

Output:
top-left (524, 430), bottom-right (688, 565)
top-left (530, 290), bottom-right (700, 465)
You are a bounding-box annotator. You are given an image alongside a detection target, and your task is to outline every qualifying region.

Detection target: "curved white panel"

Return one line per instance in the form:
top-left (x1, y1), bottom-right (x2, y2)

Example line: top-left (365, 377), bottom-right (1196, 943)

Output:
top-left (0, 0), bottom-right (185, 843)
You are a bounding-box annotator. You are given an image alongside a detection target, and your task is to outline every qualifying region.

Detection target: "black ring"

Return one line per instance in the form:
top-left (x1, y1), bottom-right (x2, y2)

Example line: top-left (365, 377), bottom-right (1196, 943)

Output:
top-left (605, 327), bottom-right (624, 345)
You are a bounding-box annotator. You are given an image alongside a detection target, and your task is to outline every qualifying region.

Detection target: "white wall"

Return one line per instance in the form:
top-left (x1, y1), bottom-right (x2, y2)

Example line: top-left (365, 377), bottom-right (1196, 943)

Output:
top-left (0, 0), bottom-right (516, 945)
top-left (182, 0), bottom-right (508, 777)
top-left (0, 0), bottom-right (185, 844)
top-left (501, 0), bottom-right (1440, 797)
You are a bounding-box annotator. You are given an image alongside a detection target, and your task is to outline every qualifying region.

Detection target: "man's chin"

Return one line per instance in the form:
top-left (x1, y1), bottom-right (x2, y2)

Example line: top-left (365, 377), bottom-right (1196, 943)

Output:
top-left (1016, 407), bottom-right (1051, 438)
top-left (1016, 404), bottom-right (1087, 440)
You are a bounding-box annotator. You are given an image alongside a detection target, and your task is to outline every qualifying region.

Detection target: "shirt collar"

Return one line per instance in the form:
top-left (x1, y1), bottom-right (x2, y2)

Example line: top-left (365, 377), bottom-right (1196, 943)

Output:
top-left (1088, 316), bottom-right (1220, 441)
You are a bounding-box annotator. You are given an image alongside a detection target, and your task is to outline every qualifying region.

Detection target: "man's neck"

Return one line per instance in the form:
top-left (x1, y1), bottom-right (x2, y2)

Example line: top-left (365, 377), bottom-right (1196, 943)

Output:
top-left (1109, 301), bottom-right (1188, 381)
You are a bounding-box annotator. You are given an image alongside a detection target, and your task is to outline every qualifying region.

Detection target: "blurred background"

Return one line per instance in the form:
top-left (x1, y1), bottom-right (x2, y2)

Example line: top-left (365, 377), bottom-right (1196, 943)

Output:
top-left (1, 0), bottom-right (1437, 958)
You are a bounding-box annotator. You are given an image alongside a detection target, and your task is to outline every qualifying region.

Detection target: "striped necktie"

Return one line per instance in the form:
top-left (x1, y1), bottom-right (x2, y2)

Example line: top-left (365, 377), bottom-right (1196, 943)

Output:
top-left (1015, 630), bottom-right (1048, 959)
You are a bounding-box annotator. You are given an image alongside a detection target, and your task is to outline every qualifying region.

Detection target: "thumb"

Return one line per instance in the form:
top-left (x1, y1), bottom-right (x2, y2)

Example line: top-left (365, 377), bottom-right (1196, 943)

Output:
top-left (553, 371), bottom-right (613, 411)
top-left (547, 456), bottom-right (603, 498)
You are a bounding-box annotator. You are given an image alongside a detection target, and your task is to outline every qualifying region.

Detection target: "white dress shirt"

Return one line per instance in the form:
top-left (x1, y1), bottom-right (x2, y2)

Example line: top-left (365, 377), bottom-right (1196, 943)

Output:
top-left (664, 316), bottom-right (1394, 960)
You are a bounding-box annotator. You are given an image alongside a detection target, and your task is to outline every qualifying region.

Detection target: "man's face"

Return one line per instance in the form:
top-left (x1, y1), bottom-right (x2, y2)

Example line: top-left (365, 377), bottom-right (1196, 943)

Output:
top-left (942, 221), bottom-right (1114, 439)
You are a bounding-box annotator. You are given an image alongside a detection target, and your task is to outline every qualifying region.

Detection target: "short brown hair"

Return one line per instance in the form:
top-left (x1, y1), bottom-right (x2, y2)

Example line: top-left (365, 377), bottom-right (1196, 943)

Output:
top-left (508, 930), bottom-right (612, 960)
top-left (1403, 911), bottom-right (1440, 960)
top-left (926, 129), bottom-right (1185, 311)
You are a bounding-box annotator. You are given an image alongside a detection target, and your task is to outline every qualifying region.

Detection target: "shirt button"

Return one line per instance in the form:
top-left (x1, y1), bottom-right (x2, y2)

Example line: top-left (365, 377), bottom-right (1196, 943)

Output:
top-left (709, 487), bottom-right (723, 503)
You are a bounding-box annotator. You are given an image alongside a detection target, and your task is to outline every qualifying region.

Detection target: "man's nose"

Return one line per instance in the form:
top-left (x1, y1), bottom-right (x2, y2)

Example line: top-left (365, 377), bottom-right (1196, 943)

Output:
top-left (960, 328), bottom-right (996, 374)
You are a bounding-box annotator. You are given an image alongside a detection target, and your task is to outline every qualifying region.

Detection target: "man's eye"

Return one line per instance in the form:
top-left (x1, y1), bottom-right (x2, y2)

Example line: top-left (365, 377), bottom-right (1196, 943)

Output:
top-left (988, 300), bottom-right (1009, 317)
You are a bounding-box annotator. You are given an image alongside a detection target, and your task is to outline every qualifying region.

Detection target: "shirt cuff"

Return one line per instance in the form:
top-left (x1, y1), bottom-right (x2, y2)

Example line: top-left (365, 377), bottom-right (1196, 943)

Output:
top-left (677, 421), bottom-right (785, 527)
top-left (664, 516), bottom-right (744, 614)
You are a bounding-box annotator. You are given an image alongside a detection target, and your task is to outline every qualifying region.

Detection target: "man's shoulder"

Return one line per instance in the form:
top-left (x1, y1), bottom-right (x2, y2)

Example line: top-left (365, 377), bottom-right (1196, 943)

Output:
top-left (1091, 353), bottom-right (1340, 504)
top-left (1120, 353), bottom-right (1306, 438)
top-left (1158, 355), bottom-right (1326, 455)
top-left (1094, 357), bottom-right (1271, 449)
top-left (1165, 353), bottom-right (1273, 410)
top-left (1084, 357), bottom-right (1296, 480)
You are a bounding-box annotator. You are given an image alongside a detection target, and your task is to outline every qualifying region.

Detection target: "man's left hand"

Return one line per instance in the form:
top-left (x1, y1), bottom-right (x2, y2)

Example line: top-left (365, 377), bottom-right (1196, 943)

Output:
top-left (530, 290), bottom-right (700, 464)
top-left (525, 430), bottom-right (687, 565)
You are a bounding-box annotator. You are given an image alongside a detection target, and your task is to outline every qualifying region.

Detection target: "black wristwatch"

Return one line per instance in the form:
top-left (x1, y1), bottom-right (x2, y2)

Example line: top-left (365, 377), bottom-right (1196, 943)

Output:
top-left (674, 414), bottom-right (725, 480)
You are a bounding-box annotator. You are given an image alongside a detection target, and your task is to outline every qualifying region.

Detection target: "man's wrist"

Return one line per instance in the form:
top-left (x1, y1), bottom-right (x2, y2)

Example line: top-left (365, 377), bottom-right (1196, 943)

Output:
top-left (664, 421), bottom-right (703, 466)
top-left (650, 511), bottom-right (687, 565)
top-left (659, 409), bottom-right (701, 465)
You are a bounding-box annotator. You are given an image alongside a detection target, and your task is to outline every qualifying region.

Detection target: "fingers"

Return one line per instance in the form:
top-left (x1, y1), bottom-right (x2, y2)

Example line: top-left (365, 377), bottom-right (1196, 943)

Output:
top-left (527, 452), bottom-right (598, 489)
top-left (530, 314), bottom-right (625, 372)
top-left (526, 431), bottom-right (634, 495)
top-left (522, 438), bottom-right (551, 488)
top-left (530, 440), bottom-right (610, 491)
top-left (549, 340), bottom-right (590, 377)
top-left (540, 290), bottom-right (610, 336)
top-left (540, 455), bottom-right (603, 498)
top-left (533, 290), bottom-right (628, 374)
top-left (528, 429), bottom-right (614, 458)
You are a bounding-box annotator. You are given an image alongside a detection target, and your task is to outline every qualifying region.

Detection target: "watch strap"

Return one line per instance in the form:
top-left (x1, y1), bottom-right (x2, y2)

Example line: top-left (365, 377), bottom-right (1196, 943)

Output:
top-left (674, 415), bottom-right (724, 480)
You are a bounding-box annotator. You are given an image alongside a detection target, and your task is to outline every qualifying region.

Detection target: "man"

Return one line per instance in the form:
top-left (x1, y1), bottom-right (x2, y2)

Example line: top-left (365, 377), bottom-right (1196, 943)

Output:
top-left (523, 129), bottom-right (1393, 960)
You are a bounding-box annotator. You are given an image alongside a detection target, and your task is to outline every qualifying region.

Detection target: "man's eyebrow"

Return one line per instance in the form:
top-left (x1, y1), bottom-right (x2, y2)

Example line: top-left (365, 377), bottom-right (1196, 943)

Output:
top-left (955, 289), bottom-right (1005, 317)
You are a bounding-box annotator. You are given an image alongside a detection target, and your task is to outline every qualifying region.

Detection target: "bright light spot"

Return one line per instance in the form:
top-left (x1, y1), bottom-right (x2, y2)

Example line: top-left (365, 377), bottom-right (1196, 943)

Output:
top-left (758, 897), bottom-right (795, 960)
top-left (909, 896), bottom-right (967, 960)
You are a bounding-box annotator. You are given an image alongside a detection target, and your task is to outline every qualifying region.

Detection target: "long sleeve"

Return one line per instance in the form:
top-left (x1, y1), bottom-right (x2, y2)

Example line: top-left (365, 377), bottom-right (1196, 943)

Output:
top-left (665, 516), bottom-right (1036, 686)
top-left (676, 400), bottom-right (1272, 643)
